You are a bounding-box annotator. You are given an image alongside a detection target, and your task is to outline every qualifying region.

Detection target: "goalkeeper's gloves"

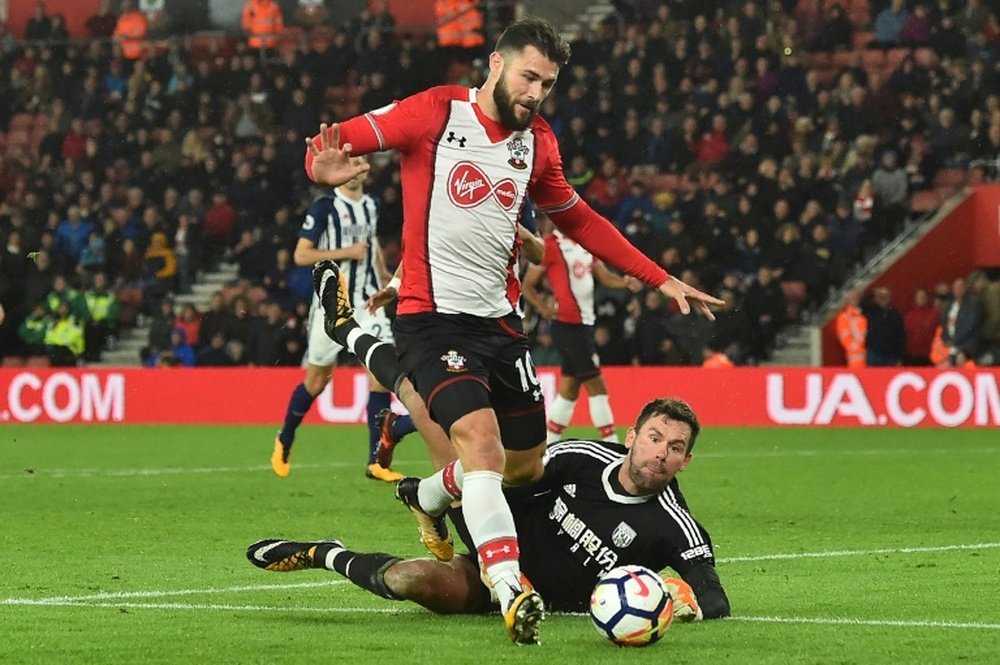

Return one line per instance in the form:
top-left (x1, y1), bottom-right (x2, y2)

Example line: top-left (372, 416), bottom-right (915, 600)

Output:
top-left (663, 576), bottom-right (703, 622)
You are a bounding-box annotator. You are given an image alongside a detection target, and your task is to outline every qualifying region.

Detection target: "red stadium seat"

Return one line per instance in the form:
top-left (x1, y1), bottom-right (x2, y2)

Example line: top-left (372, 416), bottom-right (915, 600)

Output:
top-left (852, 31), bottom-right (875, 49)
top-left (933, 168), bottom-right (967, 189)
top-left (908, 189), bottom-right (941, 213)
top-left (780, 280), bottom-right (808, 322)
top-left (26, 356), bottom-right (52, 368)
top-left (2, 356), bottom-right (27, 368)
top-left (648, 173), bottom-right (682, 194)
top-left (10, 113), bottom-right (34, 133)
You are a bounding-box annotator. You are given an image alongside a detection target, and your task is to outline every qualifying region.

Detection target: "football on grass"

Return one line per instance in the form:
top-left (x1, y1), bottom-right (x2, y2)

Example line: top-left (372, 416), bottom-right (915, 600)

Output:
top-left (590, 564), bottom-right (674, 646)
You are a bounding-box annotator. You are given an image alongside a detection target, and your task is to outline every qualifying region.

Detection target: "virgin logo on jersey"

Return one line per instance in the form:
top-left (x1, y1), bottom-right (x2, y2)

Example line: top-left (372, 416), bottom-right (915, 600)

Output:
top-left (447, 162), bottom-right (518, 211)
top-left (571, 260), bottom-right (591, 279)
top-left (549, 497), bottom-right (619, 572)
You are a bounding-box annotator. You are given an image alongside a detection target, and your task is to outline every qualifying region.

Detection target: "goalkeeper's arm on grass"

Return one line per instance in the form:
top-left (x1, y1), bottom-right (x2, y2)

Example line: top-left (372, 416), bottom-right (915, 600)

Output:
top-left (663, 562), bottom-right (731, 621)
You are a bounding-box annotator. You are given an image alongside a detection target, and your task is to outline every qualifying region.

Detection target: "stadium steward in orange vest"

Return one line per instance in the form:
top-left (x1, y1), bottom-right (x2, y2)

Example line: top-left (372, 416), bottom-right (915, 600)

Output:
top-left (435, 0), bottom-right (484, 48)
top-left (836, 289), bottom-right (867, 368)
top-left (242, 0), bottom-right (285, 50)
top-left (113, 0), bottom-right (149, 60)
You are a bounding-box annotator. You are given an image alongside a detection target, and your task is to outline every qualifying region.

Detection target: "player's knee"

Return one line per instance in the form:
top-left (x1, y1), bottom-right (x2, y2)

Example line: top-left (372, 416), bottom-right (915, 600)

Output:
top-left (303, 367), bottom-right (331, 395)
top-left (450, 415), bottom-right (505, 472)
top-left (503, 453), bottom-right (544, 486)
top-left (384, 560), bottom-right (435, 602)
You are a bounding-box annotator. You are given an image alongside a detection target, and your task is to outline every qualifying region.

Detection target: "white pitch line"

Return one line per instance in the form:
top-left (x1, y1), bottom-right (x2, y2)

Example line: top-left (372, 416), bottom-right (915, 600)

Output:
top-left (730, 615), bottom-right (1000, 630)
top-left (3, 599), bottom-right (414, 614)
top-left (5, 542), bottom-right (997, 607)
top-left (2, 580), bottom-right (347, 605)
top-left (0, 462), bottom-right (358, 480)
top-left (696, 447), bottom-right (999, 459)
top-left (5, 600), bottom-right (999, 632)
top-left (718, 542), bottom-right (1000, 563)
top-left (3, 447), bottom-right (996, 480)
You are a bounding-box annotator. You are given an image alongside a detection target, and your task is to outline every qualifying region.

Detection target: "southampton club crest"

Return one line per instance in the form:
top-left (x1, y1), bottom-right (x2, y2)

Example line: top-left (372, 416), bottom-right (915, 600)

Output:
top-left (441, 350), bottom-right (467, 372)
top-left (611, 521), bottom-right (637, 548)
top-left (506, 136), bottom-right (530, 170)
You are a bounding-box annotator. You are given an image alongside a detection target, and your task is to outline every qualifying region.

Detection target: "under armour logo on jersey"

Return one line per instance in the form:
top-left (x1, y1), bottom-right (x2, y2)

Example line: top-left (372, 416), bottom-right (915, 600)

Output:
top-left (446, 131), bottom-right (467, 147)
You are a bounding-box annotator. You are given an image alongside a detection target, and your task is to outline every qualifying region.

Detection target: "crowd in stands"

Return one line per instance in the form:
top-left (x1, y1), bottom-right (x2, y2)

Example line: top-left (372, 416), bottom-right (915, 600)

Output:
top-left (1, 0), bottom-right (1000, 368)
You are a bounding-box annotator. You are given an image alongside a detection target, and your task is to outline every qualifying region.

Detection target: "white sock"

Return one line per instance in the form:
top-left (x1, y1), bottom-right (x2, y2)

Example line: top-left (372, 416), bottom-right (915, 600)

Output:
top-left (463, 470), bottom-right (522, 612)
top-left (417, 459), bottom-right (464, 515)
top-left (546, 395), bottom-right (576, 443)
top-left (589, 394), bottom-right (618, 442)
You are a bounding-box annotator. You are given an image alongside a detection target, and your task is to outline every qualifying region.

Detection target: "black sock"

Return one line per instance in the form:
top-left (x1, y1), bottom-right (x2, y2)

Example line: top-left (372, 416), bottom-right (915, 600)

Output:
top-left (447, 505), bottom-right (475, 555)
top-left (344, 329), bottom-right (404, 393)
top-left (326, 317), bottom-right (358, 347)
top-left (312, 543), bottom-right (402, 601)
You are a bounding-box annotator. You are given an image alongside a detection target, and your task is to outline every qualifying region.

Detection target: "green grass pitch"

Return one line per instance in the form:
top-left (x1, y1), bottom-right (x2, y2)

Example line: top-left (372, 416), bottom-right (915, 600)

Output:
top-left (2, 423), bottom-right (998, 664)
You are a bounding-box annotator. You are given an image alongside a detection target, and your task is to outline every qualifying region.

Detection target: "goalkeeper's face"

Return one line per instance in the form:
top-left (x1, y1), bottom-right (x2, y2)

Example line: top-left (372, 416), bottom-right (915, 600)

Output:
top-left (621, 416), bottom-right (693, 496)
top-left (491, 46), bottom-right (558, 131)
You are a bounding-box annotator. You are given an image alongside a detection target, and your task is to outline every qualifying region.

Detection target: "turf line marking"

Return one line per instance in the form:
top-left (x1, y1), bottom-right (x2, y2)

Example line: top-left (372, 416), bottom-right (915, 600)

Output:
top-left (6, 600), bottom-right (999, 631)
top-left (4, 447), bottom-right (996, 479)
top-left (696, 447), bottom-right (999, 459)
top-left (2, 580), bottom-right (347, 605)
top-left (2, 600), bottom-right (414, 614)
top-left (730, 615), bottom-right (1000, 630)
top-left (0, 462), bottom-right (357, 479)
top-left (718, 542), bottom-right (1000, 563)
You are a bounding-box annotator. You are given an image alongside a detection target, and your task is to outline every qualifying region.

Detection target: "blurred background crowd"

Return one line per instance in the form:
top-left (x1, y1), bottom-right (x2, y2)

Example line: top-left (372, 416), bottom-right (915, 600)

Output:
top-left (1, 0), bottom-right (999, 369)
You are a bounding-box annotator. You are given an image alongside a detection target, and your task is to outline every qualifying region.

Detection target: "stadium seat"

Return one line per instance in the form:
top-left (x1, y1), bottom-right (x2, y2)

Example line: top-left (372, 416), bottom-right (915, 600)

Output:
top-left (2, 356), bottom-right (27, 367)
top-left (885, 48), bottom-right (909, 71)
top-left (780, 280), bottom-right (808, 322)
top-left (5, 129), bottom-right (31, 151)
top-left (861, 50), bottom-right (884, 69)
top-left (10, 113), bottom-right (34, 133)
top-left (852, 31), bottom-right (875, 49)
top-left (26, 356), bottom-right (52, 368)
top-left (933, 168), bottom-right (967, 189)
top-left (845, 0), bottom-right (871, 27)
top-left (648, 173), bottom-right (682, 194)
top-left (908, 189), bottom-right (941, 213)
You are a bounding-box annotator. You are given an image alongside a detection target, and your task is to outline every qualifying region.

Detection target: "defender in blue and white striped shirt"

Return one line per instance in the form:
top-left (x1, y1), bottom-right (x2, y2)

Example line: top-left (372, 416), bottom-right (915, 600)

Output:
top-left (272, 157), bottom-right (413, 482)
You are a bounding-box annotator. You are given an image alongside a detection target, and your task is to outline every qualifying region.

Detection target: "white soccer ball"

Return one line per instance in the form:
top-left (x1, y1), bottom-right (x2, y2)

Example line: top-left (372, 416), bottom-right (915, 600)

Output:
top-left (590, 564), bottom-right (674, 647)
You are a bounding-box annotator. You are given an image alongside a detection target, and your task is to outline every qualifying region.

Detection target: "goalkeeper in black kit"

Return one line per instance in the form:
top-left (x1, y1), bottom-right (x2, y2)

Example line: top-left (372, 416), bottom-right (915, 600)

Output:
top-left (248, 397), bottom-right (730, 621)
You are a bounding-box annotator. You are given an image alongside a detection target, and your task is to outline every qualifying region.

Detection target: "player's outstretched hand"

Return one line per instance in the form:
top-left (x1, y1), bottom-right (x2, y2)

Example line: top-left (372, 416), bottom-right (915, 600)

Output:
top-left (365, 285), bottom-right (398, 313)
top-left (662, 576), bottom-right (703, 622)
top-left (658, 276), bottom-right (724, 321)
top-left (306, 123), bottom-right (370, 187)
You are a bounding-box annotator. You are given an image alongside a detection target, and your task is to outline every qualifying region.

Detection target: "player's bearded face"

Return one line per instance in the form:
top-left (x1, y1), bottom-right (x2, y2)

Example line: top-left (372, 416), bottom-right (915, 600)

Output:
top-left (623, 417), bottom-right (692, 494)
top-left (493, 65), bottom-right (541, 131)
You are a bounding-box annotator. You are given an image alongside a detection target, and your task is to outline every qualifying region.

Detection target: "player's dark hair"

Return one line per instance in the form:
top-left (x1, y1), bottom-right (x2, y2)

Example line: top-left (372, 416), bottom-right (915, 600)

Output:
top-left (495, 16), bottom-right (571, 67)
top-left (634, 398), bottom-right (701, 452)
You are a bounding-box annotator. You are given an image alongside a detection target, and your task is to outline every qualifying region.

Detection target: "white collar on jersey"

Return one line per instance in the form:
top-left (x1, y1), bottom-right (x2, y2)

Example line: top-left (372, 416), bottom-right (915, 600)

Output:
top-left (601, 461), bottom-right (655, 505)
top-left (469, 87), bottom-right (478, 103)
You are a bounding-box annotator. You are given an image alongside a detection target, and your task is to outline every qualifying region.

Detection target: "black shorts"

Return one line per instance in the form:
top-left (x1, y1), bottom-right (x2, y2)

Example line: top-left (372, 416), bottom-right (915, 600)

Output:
top-left (550, 321), bottom-right (600, 380)
top-left (394, 312), bottom-right (545, 450)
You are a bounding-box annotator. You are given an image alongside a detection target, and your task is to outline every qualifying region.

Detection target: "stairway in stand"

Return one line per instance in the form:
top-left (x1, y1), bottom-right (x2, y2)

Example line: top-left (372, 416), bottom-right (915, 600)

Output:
top-left (95, 263), bottom-right (239, 367)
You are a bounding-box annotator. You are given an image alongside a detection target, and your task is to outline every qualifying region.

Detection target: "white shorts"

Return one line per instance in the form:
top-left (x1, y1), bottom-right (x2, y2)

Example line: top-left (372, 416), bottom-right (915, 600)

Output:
top-left (305, 304), bottom-right (394, 367)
